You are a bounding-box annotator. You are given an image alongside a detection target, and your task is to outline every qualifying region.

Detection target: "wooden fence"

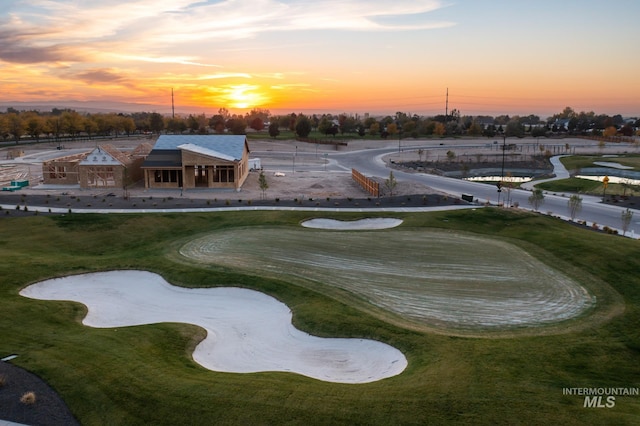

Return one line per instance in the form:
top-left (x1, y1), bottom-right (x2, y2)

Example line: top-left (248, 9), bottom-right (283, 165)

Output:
top-left (352, 168), bottom-right (379, 197)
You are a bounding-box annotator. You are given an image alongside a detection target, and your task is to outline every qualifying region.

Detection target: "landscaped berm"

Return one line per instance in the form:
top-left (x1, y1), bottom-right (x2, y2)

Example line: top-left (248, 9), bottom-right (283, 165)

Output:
top-left (0, 208), bottom-right (638, 425)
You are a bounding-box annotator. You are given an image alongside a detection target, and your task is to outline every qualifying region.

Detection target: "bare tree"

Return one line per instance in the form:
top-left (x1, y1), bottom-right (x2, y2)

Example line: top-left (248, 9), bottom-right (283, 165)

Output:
top-left (528, 188), bottom-right (545, 211)
top-left (621, 208), bottom-right (634, 236)
top-left (567, 195), bottom-right (582, 221)
top-left (385, 171), bottom-right (397, 196)
top-left (258, 171), bottom-right (269, 200)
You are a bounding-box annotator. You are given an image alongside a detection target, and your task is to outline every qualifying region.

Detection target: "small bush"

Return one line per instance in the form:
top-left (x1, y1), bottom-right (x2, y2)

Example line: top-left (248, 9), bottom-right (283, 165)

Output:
top-left (225, 200), bottom-right (230, 206)
top-left (247, 200), bottom-right (252, 205)
top-left (275, 198), bottom-right (280, 203)
top-left (0, 374), bottom-right (6, 387)
top-left (206, 200), bottom-right (211, 205)
top-left (20, 391), bottom-right (36, 405)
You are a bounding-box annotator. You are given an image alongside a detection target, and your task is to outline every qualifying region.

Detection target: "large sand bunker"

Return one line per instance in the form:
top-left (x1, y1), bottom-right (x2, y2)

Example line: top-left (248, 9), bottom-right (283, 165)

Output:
top-left (20, 271), bottom-right (406, 384)
top-left (180, 228), bottom-right (594, 329)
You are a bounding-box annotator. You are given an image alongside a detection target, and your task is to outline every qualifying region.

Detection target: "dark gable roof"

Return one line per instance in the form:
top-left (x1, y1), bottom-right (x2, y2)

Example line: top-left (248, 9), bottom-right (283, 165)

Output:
top-left (142, 135), bottom-right (249, 169)
top-left (141, 150), bottom-right (182, 168)
top-left (152, 135), bottom-right (248, 160)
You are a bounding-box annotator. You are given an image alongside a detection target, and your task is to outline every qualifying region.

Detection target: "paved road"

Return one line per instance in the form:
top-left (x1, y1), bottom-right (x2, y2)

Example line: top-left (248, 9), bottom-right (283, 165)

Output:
top-left (321, 144), bottom-right (640, 238)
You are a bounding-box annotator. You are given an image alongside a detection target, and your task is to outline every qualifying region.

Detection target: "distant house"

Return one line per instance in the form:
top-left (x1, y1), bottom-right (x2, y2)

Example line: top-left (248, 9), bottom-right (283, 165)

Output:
top-left (42, 143), bottom-right (152, 188)
top-left (141, 135), bottom-right (250, 191)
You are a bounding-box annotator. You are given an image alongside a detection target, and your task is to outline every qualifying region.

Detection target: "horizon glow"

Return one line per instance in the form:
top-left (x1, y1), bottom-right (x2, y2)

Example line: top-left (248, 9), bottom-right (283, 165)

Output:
top-left (1, 0), bottom-right (639, 118)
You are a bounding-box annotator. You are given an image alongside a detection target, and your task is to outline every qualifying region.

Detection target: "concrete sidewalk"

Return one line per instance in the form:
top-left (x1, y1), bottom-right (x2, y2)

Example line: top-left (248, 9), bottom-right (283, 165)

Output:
top-left (520, 155), bottom-right (570, 190)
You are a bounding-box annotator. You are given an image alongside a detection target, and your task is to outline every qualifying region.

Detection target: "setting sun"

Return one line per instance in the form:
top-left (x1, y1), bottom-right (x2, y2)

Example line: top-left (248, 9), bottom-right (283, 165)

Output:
top-left (224, 85), bottom-right (267, 110)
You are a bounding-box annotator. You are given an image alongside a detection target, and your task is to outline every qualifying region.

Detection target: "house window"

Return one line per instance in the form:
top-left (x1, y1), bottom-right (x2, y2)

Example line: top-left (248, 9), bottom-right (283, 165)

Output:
top-left (154, 170), bottom-right (179, 183)
top-left (212, 165), bottom-right (234, 183)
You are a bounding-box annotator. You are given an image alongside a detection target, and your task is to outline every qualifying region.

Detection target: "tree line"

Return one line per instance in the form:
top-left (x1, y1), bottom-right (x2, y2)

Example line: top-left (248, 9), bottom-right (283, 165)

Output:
top-left (0, 105), bottom-right (638, 143)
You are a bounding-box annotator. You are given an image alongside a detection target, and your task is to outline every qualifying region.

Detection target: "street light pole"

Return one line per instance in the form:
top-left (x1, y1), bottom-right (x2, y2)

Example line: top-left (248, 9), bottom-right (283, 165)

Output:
top-left (497, 135), bottom-right (506, 206)
top-left (293, 145), bottom-right (297, 173)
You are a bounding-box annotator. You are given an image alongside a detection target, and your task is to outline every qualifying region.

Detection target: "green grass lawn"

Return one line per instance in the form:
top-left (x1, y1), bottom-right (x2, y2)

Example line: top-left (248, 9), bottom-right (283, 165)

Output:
top-left (536, 154), bottom-right (640, 195)
top-left (536, 177), bottom-right (639, 196)
top-left (1, 209), bottom-right (639, 425)
top-left (560, 154), bottom-right (640, 172)
top-left (536, 177), bottom-right (603, 193)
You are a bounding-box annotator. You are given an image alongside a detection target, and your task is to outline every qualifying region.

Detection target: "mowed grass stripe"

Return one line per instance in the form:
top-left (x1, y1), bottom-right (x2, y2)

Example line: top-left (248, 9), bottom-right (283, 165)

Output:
top-left (179, 227), bottom-right (593, 329)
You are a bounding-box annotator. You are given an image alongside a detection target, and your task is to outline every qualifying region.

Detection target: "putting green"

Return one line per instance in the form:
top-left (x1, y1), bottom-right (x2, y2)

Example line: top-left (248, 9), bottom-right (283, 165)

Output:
top-left (179, 228), bottom-right (594, 330)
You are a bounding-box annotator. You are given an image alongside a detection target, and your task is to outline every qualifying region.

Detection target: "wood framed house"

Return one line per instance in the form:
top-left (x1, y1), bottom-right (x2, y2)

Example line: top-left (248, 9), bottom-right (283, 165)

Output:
top-left (78, 144), bottom-right (152, 189)
top-left (41, 143), bottom-right (152, 189)
top-left (141, 135), bottom-right (250, 191)
top-left (42, 151), bottom-right (88, 185)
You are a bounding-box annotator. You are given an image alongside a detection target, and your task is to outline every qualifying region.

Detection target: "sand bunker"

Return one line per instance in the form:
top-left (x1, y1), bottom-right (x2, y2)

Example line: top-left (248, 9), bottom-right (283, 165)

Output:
top-left (301, 218), bottom-right (403, 230)
top-left (20, 271), bottom-right (407, 384)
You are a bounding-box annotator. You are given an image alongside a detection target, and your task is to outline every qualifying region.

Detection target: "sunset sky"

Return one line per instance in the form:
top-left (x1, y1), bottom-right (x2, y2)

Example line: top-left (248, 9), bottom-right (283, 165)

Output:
top-left (1, 0), bottom-right (639, 118)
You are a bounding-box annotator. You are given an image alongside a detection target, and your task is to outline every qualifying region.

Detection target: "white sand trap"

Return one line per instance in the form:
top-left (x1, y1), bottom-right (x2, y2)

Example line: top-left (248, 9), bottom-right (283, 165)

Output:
top-left (20, 271), bottom-right (407, 384)
top-left (301, 218), bottom-right (403, 230)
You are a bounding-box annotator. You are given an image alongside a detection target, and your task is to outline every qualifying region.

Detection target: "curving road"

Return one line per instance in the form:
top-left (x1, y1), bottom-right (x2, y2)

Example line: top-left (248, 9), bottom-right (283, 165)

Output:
top-left (315, 143), bottom-right (640, 238)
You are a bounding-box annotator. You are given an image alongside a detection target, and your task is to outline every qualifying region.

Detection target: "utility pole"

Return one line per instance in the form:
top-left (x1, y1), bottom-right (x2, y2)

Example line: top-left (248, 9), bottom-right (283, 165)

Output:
top-left (171, 88), bottom-right (175, 119)
top-left (445, 87), bottom-right (448, 122)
